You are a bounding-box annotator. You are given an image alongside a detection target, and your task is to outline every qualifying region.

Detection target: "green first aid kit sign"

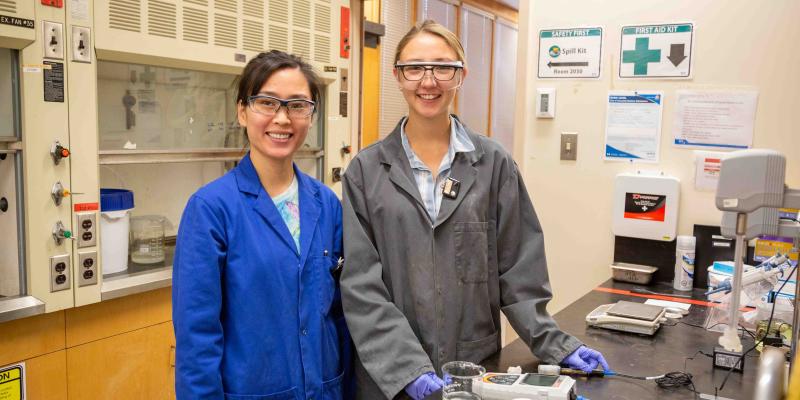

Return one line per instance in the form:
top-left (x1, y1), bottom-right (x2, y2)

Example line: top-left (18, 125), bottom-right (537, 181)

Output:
top-left (619, 23), bottom-right (694, 78)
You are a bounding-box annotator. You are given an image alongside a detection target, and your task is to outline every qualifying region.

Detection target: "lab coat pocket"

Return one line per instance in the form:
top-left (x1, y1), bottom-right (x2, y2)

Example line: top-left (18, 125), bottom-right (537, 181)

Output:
top-left (454, 222), bottom-right (489, 283)
top-left (224, 386), bottom-right (298, 399)
top-left (322, 369), bottom-right (345, 400)
top-left (317, 256), bottom-right (338, 315)
top-left (455, 331), bottom-right (499, 363)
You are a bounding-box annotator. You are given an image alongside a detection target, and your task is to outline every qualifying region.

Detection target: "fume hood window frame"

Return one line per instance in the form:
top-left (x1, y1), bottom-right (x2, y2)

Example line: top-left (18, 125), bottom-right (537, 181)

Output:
top-left (1, 48), bottom-right (28, 300)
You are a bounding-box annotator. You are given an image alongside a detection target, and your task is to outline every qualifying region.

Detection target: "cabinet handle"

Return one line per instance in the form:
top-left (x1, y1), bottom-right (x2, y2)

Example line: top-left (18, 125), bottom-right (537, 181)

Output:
top-left (169, 345), bottom-right (176, 367)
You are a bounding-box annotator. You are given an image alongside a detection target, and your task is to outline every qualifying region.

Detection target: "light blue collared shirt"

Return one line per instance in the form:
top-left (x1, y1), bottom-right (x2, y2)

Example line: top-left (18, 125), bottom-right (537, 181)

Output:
top-left (400, 116), bottom-right (476, 223)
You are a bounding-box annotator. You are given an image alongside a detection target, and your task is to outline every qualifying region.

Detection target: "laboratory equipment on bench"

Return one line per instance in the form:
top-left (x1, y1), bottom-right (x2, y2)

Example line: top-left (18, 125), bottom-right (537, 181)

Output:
top-left (586, 300), bottom-right (667, 335)
top-left (476, 371), bottom-right (578, 400)
top-left (714, 149), bottom-right (800, 358)
top-left (705, 253), bottom-right (790, 297)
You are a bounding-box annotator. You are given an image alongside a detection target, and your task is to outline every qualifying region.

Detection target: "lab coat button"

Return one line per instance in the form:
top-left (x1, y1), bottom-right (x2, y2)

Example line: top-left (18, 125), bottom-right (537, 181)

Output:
top-left (302, 329), bottom-right (308, 336)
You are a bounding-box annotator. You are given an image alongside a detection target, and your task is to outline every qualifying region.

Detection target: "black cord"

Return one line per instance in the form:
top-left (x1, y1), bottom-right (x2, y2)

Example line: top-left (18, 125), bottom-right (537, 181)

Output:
top-left (655, 372), bottom-right (696, 392)
top-left (610, 372), bottom-right (647, 380)
top-left (740, 325), bottom-right (757, 340)
top-left (609, 351), bottom-right (706, 398)
top-left (718, 264), bottom-right (798, 391)
top-left (680, 321), bottom-right (715, 330)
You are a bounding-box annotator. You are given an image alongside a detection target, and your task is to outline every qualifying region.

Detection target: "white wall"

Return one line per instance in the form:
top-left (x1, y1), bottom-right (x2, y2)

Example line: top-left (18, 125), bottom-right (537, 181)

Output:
top-left (514, 0), bottom-right (800, 314)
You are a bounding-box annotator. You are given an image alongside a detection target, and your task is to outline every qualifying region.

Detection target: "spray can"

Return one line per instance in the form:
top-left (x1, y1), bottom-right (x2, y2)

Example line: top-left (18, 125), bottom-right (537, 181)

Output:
top-left (674, 235), bottom-right (696, 291)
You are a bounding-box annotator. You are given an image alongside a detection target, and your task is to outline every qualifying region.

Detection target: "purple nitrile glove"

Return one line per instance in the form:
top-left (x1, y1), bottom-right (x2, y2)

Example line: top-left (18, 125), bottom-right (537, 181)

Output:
top-left (404, 372), bottom-right (445, 400)
top-left (562, 345), bottom-right (611, 373)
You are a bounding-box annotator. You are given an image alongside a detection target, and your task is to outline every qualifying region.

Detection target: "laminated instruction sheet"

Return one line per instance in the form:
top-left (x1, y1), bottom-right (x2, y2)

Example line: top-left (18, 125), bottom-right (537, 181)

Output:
top-left (673, 90), bottom-right (758, 149)
top-left (604, 91), bottom-right (664, 162)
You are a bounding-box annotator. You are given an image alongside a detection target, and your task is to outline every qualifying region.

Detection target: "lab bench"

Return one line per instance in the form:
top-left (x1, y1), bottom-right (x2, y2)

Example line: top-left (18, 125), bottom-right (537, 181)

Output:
top-left (482, 279), bottom-right (758, 400)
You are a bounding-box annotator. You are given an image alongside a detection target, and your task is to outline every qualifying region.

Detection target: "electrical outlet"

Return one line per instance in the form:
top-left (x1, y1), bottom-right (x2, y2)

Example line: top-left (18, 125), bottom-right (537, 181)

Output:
top-left (71, 26), bottom-right (91, 63)
top-left (560, 132), bottom-right (578, 161)
top-left (50, 254), bottom-right (71, 292)
top-left (77, 251), bottom-right (98, 286)
top-left (75, 212), bottom-right (96, 248)
top-left (43, 21), bottom-right (64, 60)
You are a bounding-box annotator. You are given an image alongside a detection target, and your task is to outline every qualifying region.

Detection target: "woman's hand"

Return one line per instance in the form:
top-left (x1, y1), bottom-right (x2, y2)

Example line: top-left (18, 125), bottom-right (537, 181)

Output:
top-left (404, 372), bottom-right (444, 400)
top-left (562, 345), bottom-right (611, 373)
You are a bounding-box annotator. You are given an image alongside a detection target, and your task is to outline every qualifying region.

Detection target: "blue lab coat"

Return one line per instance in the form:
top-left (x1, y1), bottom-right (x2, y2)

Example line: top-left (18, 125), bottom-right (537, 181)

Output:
top-left (173, 153), bottom-right (350, 400)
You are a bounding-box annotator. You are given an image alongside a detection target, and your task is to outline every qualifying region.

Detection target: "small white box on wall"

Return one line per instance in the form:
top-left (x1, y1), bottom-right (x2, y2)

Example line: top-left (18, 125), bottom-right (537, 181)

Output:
top-left (536, 88), bottom-right (556, 118)
top-left (612, 171), bottom-right (680, 241)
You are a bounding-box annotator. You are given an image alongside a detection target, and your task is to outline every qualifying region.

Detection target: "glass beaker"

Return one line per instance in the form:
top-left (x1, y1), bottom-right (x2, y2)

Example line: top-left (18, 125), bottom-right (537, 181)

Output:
top-left (130, 215), bottom-right (167, 264)
top-left (442, 361), bottom-right (485, 400)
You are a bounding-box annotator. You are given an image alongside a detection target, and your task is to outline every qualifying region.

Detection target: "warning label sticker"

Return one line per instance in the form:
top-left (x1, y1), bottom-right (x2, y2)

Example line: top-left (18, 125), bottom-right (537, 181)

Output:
top-left (624, 192), bottom-right (666, 221)
top-left (0, 362), bottom-right (24, 400)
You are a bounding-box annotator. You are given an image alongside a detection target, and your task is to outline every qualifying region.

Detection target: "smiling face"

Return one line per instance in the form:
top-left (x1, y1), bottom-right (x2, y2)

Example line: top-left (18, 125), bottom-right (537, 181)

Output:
top-left (237, 67), bottom-right (312, 166)
top-left (394, 32), bottom-right (467, 121)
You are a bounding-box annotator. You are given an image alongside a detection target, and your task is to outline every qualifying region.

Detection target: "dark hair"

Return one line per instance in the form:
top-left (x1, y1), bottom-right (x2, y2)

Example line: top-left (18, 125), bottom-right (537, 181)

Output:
top-left (236, 50), bottom-right (322, 111)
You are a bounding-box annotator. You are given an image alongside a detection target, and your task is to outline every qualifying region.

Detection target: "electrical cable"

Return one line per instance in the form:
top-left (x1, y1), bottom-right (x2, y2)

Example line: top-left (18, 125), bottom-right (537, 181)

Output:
top-left (607, 370), bottom-right (699, 397)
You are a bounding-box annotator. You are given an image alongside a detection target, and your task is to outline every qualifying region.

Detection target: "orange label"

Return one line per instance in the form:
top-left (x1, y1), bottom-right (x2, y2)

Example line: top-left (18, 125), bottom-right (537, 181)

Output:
top-left (74, 202), bottom-right (99, 212)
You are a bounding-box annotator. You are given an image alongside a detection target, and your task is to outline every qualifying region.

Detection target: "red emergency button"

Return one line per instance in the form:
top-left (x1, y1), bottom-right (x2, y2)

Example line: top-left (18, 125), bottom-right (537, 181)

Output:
top-left (51, 140), bottom-right (70, 165)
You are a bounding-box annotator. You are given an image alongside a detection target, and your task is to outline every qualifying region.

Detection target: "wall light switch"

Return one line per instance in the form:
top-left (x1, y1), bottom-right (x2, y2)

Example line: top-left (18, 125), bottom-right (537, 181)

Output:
top-left (71, 26), bottom-right (91, 63)
top-left (43, 21), bottom-right (64, 60)
top-left (536, 88), bottom-right (556, 118)
top-left (560, 132), bottom-right (578, 161)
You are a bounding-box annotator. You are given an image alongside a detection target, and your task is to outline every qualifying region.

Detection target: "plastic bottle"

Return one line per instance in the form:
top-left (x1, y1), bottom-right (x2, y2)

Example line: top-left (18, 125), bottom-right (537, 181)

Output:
top-left (674, 235), bottom-right (696, 291)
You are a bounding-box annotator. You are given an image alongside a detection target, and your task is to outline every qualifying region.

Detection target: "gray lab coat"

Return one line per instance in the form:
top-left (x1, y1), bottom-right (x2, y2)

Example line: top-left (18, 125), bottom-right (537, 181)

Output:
top-left (341, 118), bottom-right (582, 399)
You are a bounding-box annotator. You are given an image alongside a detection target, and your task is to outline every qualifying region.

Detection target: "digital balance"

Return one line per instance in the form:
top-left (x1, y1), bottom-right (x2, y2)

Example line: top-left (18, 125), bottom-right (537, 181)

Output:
top-left (474, 372), bottom-right (578, 400)
top-left (585, 300), bottom-right (667, 335)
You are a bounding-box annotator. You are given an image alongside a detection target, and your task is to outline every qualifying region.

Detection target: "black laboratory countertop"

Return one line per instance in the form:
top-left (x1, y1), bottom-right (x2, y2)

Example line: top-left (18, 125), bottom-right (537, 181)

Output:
top-left (481, 279), bottom-right (759, 400)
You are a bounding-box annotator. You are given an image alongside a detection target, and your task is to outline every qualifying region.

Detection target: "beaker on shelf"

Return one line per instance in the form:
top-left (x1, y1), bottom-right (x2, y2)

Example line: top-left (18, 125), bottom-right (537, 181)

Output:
top-left (130, 215), bottom-right (168, 264)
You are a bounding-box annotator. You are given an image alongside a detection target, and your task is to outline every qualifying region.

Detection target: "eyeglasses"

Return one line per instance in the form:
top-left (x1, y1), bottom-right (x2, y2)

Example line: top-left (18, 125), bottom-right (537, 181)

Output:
top-left (395, 61), bottom-right (464, 82)
top-left (247, 95), bottom-right (316, 118)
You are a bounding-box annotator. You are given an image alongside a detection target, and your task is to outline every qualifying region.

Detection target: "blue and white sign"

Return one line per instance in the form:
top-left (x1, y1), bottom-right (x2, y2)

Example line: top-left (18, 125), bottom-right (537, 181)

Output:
top-left (604, 91), bottom-right (664, 162)
top-left (619, 23), bottom-right (694, 79)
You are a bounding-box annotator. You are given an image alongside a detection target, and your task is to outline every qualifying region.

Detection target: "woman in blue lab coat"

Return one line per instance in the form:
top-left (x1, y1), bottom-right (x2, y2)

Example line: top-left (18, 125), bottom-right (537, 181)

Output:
top-left (173, 50), bottom-right (350, 400)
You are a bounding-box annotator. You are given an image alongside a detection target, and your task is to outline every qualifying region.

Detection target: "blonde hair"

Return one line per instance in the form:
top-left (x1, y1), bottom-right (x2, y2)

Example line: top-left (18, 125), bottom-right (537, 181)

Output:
top-left (394, 20), bottom-right (466, 65)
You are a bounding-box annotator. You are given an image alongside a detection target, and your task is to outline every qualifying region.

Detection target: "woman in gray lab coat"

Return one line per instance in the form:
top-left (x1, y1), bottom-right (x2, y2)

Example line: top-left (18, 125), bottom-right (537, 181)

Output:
top-left (341, 20), bottom-right (610, 400)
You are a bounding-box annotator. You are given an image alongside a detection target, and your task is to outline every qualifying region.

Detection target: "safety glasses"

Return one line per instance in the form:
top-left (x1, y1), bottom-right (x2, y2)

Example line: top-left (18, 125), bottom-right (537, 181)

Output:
top-left (394, 61), bottom-right (464, 82)
top-left (247, 95), bottom-right (316, 118)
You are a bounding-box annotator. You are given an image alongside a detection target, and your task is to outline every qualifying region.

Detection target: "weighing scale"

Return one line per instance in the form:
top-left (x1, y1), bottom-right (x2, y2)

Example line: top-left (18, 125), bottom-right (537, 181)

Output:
top-left (585, 300), bottom-right (667, 335)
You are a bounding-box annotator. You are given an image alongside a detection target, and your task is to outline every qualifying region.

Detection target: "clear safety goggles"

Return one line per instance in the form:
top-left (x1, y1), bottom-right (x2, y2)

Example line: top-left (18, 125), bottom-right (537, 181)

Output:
top-left (247, 95), bottom-right (316, 118)
top-left (395, 61), bottom-right (464, 82)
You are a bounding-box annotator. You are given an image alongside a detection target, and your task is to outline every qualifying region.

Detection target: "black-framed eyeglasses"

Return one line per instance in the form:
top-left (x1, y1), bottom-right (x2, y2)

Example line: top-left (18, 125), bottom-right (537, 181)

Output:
top-left (395, 61), bottom-right (464, 82)
top-left (247, 95), bottom-right (316, 118)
